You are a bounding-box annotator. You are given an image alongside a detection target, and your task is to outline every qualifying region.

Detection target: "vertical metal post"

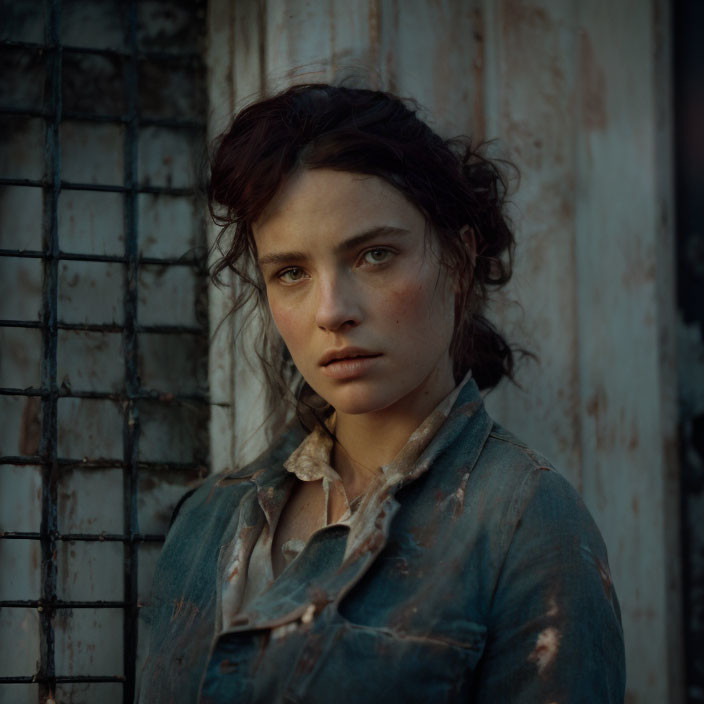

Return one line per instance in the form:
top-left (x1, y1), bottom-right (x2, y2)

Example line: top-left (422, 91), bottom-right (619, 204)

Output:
top-left (38, 0), bottom-right (61, 700)
top-left (123, 1), bottom-right (140, 701)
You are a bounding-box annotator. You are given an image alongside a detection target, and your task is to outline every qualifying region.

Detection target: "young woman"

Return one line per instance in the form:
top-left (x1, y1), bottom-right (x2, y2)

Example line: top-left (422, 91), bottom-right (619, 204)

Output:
top-left (138, 84), bottom-right (625, 703)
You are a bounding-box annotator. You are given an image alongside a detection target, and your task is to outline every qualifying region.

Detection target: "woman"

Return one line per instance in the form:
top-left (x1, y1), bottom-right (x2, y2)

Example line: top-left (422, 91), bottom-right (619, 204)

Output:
top-left (138, 84), bottom-right (625, 703)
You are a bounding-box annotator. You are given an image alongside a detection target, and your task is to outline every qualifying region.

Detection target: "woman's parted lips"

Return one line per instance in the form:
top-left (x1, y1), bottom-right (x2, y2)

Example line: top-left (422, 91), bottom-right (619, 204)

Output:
top-left (318, 347), bottom-right (382, 366)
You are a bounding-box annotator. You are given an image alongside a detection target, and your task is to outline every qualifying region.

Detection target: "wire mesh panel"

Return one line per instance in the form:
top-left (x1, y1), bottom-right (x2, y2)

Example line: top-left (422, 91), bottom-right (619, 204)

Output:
top-left (0, 1), bottom-right (209, 702)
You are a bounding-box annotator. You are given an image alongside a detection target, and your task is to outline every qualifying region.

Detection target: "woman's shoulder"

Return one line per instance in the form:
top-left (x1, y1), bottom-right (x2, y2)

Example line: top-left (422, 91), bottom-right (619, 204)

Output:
top-left (473, 421), bottom-right (576, 499)
top-left (468, 420), bottom-right (608, 560)
top-left (167, 421), bottom-right (307, 534)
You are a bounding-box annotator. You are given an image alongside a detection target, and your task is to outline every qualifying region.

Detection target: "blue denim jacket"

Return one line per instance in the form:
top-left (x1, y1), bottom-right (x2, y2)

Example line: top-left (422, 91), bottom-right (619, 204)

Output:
top-left (138, 379), bottom-right (625, 702)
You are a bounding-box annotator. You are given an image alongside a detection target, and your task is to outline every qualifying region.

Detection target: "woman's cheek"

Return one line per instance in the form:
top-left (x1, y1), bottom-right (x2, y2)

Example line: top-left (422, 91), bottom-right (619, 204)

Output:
top-left (268, 298), bottom-right (303, 347)
top-left (381, 278), bottom-right (433, 329)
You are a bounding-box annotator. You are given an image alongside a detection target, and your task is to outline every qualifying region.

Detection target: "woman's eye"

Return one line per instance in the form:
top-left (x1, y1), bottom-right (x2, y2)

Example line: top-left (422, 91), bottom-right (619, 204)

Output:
top-left (278, 267), bottom-right (306, 283)
top-left (361, 248), bottom-right (393, 265)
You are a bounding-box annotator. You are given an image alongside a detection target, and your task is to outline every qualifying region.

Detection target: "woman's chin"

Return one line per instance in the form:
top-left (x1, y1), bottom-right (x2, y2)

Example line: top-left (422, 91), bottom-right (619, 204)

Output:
top-left (320, 385), bottom-right (398, 417)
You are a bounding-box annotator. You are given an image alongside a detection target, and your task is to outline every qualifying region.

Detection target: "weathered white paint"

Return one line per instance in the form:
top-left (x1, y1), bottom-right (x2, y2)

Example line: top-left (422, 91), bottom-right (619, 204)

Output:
top-left (570, 2), bottom-right (682, 701)
top-left (206, 0), bottom-right (681, 700)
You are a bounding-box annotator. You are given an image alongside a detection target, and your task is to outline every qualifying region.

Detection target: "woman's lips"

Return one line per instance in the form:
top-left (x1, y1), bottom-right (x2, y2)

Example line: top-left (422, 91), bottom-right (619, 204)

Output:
top-left (320, 354), bottom-right (382, 380)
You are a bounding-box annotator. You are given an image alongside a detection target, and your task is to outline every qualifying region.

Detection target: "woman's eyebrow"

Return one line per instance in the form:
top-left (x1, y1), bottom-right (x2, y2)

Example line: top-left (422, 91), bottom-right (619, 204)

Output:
top-left (335, 226), bottom-right (410, 254)
top-left (257, 249), bottom-right (307, 267)
top-left (257, 226), bottom-right (410, 268)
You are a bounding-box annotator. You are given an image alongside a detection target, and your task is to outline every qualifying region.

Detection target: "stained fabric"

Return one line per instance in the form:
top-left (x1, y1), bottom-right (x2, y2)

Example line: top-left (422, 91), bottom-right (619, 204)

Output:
top-left (137, 378), bottom-right (626, 703)
top-left (230, 373), bottom-right (473, 625)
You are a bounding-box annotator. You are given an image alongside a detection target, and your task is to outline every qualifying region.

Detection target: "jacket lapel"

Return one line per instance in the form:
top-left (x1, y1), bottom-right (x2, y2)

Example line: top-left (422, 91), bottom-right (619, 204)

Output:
top-left (218, 379), bottom-right (493, 634)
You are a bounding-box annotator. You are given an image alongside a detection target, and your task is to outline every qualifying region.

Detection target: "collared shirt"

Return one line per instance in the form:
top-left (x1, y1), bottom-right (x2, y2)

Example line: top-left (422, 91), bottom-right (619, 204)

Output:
top-left (229, 373), bottom-right (473, 628)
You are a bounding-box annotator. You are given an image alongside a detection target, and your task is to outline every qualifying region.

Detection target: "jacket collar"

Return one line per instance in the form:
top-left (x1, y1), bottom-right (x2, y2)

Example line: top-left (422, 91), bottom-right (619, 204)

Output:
top-left (219, 377), bottom-right (493, 634)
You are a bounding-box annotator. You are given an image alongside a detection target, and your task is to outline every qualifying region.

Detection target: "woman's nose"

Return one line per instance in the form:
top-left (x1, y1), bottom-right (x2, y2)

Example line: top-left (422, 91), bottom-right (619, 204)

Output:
top-left (314, 274), bottom-right (361, 332)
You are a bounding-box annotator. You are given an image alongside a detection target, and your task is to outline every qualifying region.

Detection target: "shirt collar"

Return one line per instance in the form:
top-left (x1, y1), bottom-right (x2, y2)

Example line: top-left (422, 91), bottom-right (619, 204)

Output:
top-left (283, 370), bottom-right (474, 487)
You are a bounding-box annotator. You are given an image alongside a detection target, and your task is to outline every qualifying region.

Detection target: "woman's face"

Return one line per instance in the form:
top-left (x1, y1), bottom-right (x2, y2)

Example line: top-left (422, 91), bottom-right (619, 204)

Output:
top-left (253, 168), bottom-right (457, 417)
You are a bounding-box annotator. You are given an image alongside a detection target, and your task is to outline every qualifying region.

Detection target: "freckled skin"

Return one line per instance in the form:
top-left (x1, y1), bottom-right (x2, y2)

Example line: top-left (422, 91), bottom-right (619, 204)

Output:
top-left (254, 169), bottom-right (457, 446)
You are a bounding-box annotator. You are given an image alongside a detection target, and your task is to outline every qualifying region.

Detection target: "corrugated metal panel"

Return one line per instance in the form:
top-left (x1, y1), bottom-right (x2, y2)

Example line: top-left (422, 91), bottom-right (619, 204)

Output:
top-left (207, 0), bottom-right (682, 700)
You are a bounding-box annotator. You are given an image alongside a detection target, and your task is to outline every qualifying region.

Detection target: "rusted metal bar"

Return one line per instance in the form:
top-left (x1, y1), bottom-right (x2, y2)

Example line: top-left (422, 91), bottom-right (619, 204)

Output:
top-left (0, 599), bottom-right (136, 608)
top-left (0, 387), bottom-right (212, 404)
top-left (122, 5), bottom-right (141, 699)
top-left (1, 456), bottom-right (208, 472)
top-left (36, 1), bottom-right (61, 700)
top-left (0, 106), bottom-right (204, 130)
top-left (0, 177), bottom-right (198, 196)
top-left (1, 531), bottom-right (165, 543)
top-left (1, 37), bottom-right (201, 63)
top-left (0, 320), bottom-right (207, 335)
top-left (0, 249), bottom-right (207, 269)
top-left (0, 675), bottom-right (126, 684)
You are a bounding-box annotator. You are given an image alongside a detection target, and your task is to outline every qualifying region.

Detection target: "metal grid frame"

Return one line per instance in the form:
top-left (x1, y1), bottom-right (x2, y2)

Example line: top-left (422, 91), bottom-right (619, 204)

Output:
top-left (0, 1), bottom-right (209, 701)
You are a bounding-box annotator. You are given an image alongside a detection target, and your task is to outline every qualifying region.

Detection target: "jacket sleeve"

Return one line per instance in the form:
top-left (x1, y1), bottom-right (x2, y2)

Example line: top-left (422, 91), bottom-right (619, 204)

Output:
top-left (472, 467), bottom-right (626, 703)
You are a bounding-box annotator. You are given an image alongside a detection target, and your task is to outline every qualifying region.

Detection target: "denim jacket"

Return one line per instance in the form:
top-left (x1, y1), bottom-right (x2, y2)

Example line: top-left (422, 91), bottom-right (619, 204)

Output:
top-left (138, 378), bottom-right (625, 703)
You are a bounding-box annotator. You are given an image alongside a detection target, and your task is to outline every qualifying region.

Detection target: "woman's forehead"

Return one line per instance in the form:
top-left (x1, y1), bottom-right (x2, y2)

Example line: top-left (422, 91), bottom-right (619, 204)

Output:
top-left (252, 168), bottom-right (425, 252)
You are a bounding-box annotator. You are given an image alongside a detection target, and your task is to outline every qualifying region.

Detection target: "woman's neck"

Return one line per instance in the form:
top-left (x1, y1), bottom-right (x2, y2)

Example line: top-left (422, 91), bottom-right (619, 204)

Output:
top-left (331, 361), bottom-right (456, 495)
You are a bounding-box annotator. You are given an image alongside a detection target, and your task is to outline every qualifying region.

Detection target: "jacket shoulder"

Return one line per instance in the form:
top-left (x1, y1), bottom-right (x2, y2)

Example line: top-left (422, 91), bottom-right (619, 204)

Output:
top-left (168, 421), bottom-right (307, 531)
top-left (466, 420), bottom-right (599, 555)
top-left (484, 421), bottom-right (556, 471)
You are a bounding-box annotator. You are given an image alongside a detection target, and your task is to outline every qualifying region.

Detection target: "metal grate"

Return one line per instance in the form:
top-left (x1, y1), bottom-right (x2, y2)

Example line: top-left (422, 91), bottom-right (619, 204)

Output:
top-left (0, 1), bottom-right (209, 701)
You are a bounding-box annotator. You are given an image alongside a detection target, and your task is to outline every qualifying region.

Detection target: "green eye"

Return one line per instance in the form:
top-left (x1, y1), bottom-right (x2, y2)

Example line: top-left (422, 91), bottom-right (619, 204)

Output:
top-left (279, 267), bottom-right (305, 282)
top-left (362, 248), bottom-right (393, 265)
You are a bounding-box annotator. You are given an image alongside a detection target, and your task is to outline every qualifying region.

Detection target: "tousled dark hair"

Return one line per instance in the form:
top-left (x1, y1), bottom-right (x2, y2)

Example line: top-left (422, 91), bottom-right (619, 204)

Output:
top-left (208, 83), bottom-right (522, 428)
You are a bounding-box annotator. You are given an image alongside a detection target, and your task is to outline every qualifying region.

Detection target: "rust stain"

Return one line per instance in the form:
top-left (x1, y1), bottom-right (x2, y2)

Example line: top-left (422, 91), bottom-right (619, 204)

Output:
top-left (383, 0), bottom-right (400, 94)
top-left (19, 396), bottom-right (41, 455)
top-left (546, 596), bottom-right (559, 618)
top-left (185, 602), bottom-right (200, 629)
top-left (308, 586), bottom-right (331, 610)
top-left (630, 605), bottom-right (656, 623)
top-left (586, 385), bottom-right (607, 419)
top-left (527, 626), bottom-right (561, 676)
top-left (226, 0), bottom-right (235, 115)
top-left (452, 471), bottom-right (470, 518)
top-left (578, 30), bottom-right (607, 131)
top-left (171, 597), bottom-right (185, 622)
top-left (621, 240), bottom-right (656, 289)
top-left (594, 555), bottom-right (613, 599)
top-left (627, 417), bottom-right (639, 451)
top-left (470, 4), bottom-right (485, 138)
top-left (368, 0), bottom-right (380, 79)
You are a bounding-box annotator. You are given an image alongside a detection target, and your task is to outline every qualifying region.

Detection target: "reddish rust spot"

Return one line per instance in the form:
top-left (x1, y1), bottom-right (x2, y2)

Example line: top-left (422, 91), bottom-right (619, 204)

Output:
top-left (628, 421), bottom-right (639, 451)
top-left (594, 556), bottom-right (613, 599)
top-left (585, 386), bottom-right (607, 419)
top-left (171, 597), bottom-right (185, 622)
top-left (308, 587), bottom-right (331, 609)
top-left (578, 30), bottom-right (607, 131)
top-left (19, 396), bottom-right (41, 455)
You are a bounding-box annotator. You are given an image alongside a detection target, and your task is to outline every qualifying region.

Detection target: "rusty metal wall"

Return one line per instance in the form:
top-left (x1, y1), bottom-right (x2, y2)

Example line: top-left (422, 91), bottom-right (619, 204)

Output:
top-left (207, 0), bottom-right (682, 702)
top-left (0, 1), bottom-right (209, 702)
